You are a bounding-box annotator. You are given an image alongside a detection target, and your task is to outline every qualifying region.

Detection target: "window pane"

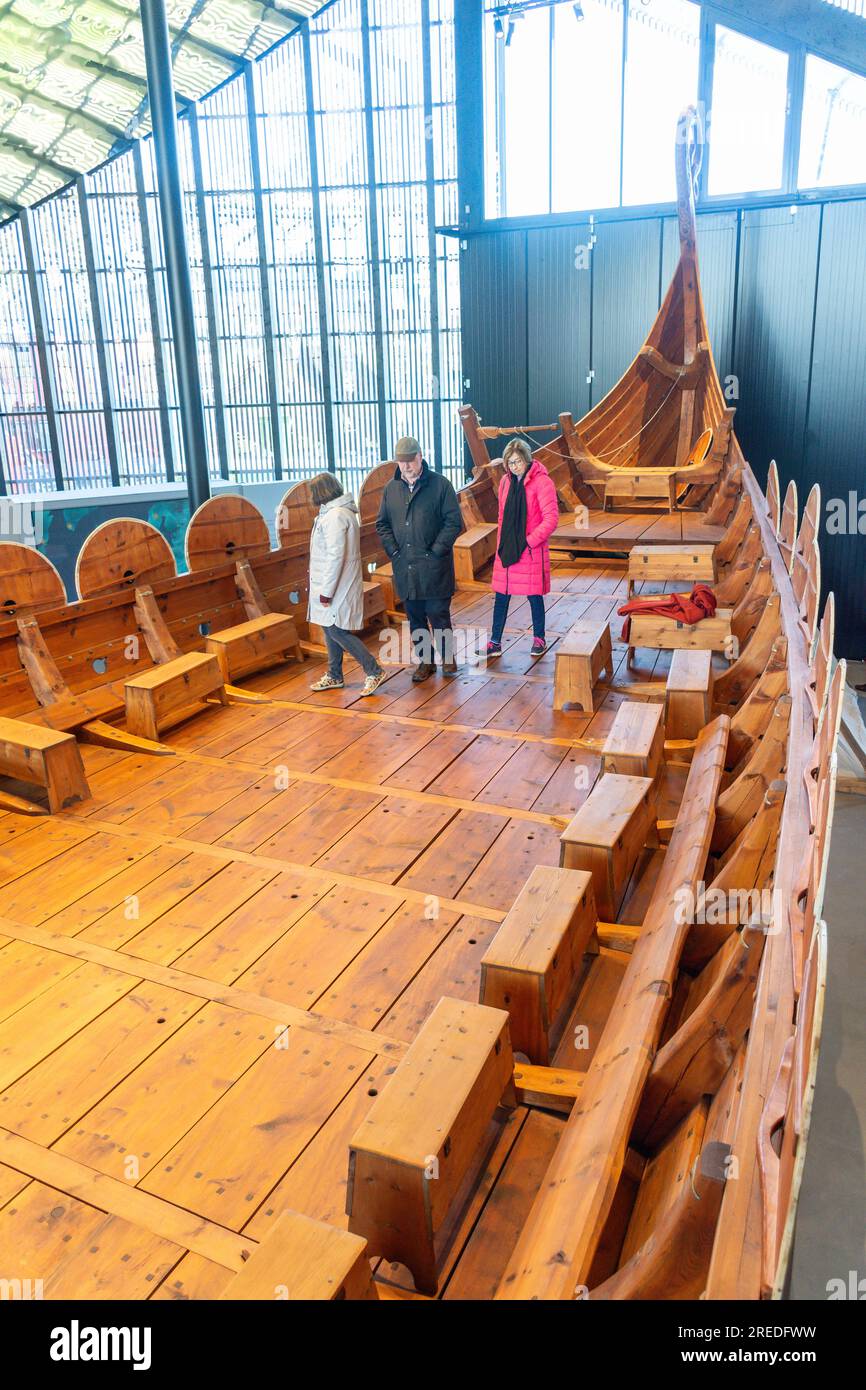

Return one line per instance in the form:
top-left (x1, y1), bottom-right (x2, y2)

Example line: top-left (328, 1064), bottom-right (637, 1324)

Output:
top-left (799, 54), bottom-right (866, 188)
top-left (492, 6), bottom-right (553, 216)
top-left (552, 0), bottom-right (623, 212)
top-left (708, 26), bottom-right (788, 195)
top-left (622, 0), bottom-right (700, 206)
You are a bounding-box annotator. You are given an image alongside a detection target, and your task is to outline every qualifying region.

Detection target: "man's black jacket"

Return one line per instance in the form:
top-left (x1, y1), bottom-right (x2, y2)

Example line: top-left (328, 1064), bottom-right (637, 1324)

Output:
top-left (375, 461), bottom-right (463, 602)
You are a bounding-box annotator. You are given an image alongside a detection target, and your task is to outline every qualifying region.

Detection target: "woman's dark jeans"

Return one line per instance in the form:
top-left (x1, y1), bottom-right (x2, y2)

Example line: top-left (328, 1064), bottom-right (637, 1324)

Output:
top-left (491, 592), bottom-right (546, 645)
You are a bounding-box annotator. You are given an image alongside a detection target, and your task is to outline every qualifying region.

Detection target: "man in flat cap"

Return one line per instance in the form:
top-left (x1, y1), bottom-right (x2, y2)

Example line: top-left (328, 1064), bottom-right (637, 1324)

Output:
top-left (376, 436), bottom-right (463, 682)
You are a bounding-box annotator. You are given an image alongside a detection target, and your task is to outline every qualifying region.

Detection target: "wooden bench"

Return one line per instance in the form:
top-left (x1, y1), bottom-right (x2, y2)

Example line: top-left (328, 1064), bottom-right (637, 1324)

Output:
top-left (205, 611), bottom-right (301, 685)
top-left (125, 650), bottom-right (228, 742)
top-left (307, 580), bottom-right (387, 650)
top-left (221, 1210), bottom-right (376, 1302)
top-left (480, 865), bottom-right (597, 1064)
top-left (602, 700), bottom-right (665, 782)
top-left (497, 716), bottom-right (730, 1299)
top-left (626, 543), bottom-right (716, 598)
top-left (559, 773), bottom-right (656, 921)
top-left (0, 716), bottom-right (90, 815)
top-left (453, 523), bottom-right (498, 584)
top-left (627, 605), bottom-right (732, 661)
top-left (347, 996), bottom-right (515, 1295)
top-left (604, 469), bottom-right (678, 512)
top-left (0, 547), bottom-right (173, 762)
top-left (665, 649), bottom-right (714, 740)
top-left (553, 618), bottom-right (614, 713)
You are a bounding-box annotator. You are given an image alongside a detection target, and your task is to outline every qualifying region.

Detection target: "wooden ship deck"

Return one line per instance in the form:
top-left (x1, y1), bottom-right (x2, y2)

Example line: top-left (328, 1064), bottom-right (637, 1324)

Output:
top-left (0, 109), bottom-right (840, 1302)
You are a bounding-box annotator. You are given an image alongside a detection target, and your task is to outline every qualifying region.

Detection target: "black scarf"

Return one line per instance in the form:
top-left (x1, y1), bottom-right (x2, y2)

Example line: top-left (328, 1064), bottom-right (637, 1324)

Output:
top-left (498, 468), bottom-right (529, 568)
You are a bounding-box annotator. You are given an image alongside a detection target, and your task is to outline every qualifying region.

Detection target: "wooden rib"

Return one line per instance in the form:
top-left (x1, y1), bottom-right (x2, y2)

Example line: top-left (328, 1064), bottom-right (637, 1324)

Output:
top-left (683, 781), bottom-right (786, 970)
top-left (778, 479), bottom-right (798, 574)
top-left (726, 637), bottom-right (788, 768)
top-left (765, 461), bottom-right (780, 536)
top-left (809, 593), bottom-right (834, 722)
top-left (591, 1050), bottom-right (744, 1300)
top-left (635, 922), bottom-right (766, 1148)
top-left (711, 697), bottom-right (791, 854)
top-left (713, 592), bottom-right (781, 708)
top-left (496, 717), bottom-right (729, 1299)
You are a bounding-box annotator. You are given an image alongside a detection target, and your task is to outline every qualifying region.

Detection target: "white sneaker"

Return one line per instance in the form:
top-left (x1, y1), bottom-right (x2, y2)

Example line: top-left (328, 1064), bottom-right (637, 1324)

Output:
top-left (360, 669), bottom-right (387, 697)
top-left (310, 674), bottom-right (344, 691)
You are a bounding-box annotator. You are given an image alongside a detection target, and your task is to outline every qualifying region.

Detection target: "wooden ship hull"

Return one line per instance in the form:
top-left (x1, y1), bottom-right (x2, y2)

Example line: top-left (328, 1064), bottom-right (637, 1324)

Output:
top-left (0, 109), bottom-right (838, 1302)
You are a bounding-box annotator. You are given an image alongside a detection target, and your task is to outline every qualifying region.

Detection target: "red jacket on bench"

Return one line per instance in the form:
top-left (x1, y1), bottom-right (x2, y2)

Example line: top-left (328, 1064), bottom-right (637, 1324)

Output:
top-left (617, 584), bottom-right (717, 642)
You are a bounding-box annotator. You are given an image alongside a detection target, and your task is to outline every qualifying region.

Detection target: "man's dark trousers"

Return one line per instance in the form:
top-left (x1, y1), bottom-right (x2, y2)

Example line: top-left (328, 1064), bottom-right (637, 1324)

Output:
top-left (404, 598), bottom-right (454, 665)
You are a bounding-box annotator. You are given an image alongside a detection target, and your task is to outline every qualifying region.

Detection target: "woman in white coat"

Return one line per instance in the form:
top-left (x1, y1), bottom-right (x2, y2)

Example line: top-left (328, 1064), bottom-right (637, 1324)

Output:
top-left (308, 474), bottom-right (387, 696)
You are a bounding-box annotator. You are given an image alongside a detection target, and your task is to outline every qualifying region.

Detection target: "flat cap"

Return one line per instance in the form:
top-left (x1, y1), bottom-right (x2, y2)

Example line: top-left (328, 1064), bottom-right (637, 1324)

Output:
top-left (395, 436), bottom-right (421, 459)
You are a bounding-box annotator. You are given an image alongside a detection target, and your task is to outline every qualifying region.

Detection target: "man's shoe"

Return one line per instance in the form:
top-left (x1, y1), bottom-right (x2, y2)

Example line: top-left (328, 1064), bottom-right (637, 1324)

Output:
top-left (442, 658), bottom-right (459, 677)
top-left (412, 662), bottom-right (436, 684)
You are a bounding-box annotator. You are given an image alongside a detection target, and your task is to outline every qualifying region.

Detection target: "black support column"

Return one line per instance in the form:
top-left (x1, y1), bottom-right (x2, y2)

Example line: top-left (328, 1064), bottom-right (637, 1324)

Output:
top-left (140, 0), bottom-right (211, 512)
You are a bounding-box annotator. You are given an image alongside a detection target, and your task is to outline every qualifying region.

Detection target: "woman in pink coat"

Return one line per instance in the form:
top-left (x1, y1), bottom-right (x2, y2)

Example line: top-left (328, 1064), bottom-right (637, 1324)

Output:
top-left (487, 438), bottom-right (560, 658)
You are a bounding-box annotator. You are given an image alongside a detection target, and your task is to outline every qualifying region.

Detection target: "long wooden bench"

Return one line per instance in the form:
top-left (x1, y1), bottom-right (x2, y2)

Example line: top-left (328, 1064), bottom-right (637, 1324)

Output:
top-left (0, 543), bottom-right (171, 770)
top-left (553, 618), bottom-right (614, 713)
top-left (307, 580), bottom-right (387, 650)
top-left (497, 716), bottom-right (729, 1299)
top-left (221, 1210), bottom-right (377, 1301)
top-left (626, 542), bottom-right (716, 598)
top-left (187, 494), bottom-right (303, 683)
top-left (347, 996), bottom-right (515, 1295)
top-left (75, 521), bottom-right (237, 740)
top-left (480, 865), bottom-right (597, 1064)
top-left (560, 773), bottom-right (656, 921)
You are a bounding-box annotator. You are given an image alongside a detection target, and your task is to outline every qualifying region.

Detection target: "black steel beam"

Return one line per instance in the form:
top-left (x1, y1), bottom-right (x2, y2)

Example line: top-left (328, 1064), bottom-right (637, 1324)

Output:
top-left (420, 0), bottom-right (444, 473)
top-left (132, 141), bottom-right (176, 482)
top-left (301, 20), bottom-right (337, 472)
top-left (454, 0), bottom-right (485, 231)
top-left (140, 0), bottom-right (211, 512)
top-left (359, 0), bottom-right (389, 461)
top-left (243, 62), bottom-right (285, 482)
top-left (76, 177), bottom-right (121, 487)
top-left (19, 208), bottom-right (65, 492)
top-left (187, 104), bottom-right (230, 482)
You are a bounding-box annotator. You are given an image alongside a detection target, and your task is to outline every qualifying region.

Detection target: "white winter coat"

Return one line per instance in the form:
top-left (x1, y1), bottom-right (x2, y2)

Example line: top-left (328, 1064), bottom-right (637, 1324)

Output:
top-left (308, 495), bottom-right (365, 630)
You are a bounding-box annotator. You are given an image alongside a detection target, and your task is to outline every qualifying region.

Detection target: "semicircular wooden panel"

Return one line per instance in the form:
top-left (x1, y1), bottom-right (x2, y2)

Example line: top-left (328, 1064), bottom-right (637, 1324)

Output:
top-left (185, 494), bottom-right (271, 573)
top-left (276, 476), bottom-right (330, 549)
top-left (358, 461), bottom-right (395, 526)
top-left (0, 543), bottom-right (66, 618)
top-left (76, 519), bottom-right (177, 601)
top-left (687, 427), bottom-right (713, 467)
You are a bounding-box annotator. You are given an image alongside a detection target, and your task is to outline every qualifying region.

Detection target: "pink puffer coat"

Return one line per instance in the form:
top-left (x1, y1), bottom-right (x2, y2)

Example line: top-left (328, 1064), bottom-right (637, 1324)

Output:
top-left (491, 458), bottom-right (560, 597)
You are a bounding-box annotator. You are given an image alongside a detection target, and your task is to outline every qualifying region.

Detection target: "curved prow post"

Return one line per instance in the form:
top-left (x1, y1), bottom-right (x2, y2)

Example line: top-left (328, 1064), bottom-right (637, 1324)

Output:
top-left (675, 104), bottom-right (703, 265)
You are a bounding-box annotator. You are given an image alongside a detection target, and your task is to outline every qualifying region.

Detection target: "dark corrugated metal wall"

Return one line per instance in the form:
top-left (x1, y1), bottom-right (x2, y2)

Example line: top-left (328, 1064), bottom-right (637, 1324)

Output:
top-left (459, 197), bottom-right (866, 656)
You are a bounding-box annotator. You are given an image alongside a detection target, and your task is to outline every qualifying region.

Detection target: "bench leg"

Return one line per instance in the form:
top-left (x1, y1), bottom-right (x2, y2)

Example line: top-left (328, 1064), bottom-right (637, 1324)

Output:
top-left (43, 740), bottom-right (91, 814)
